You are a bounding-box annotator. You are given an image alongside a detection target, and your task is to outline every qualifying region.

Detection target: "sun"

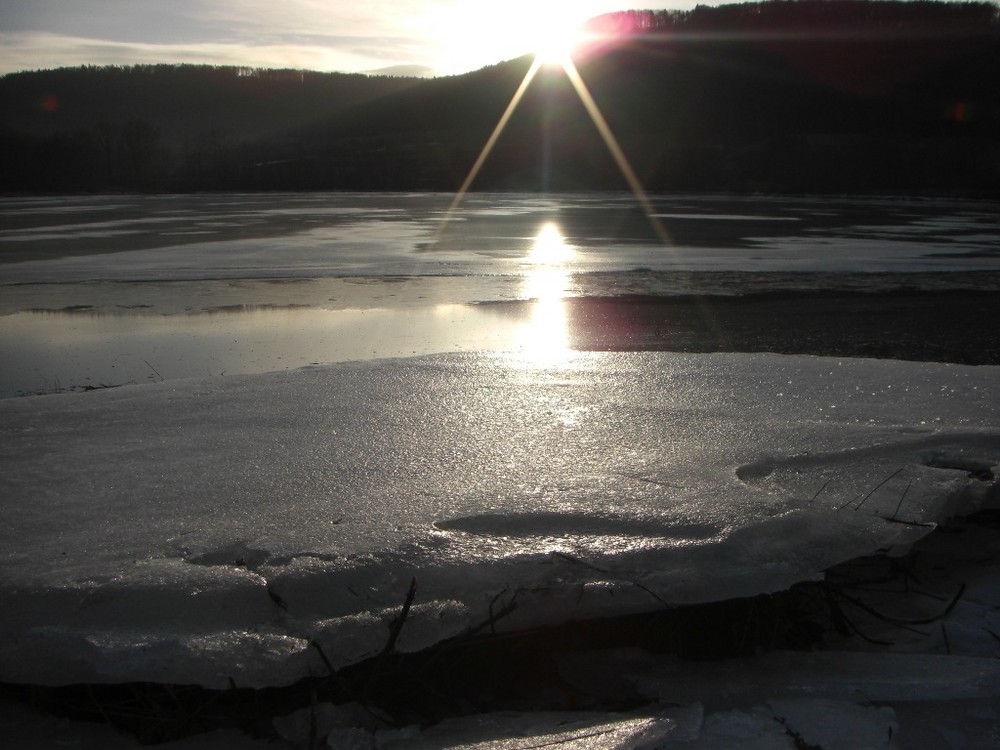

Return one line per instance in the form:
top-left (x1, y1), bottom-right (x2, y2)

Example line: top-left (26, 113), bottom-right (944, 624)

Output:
top-left (421, 2), bottom-right (598, 76)
top-left (531, 19), bottom-right (587, 67)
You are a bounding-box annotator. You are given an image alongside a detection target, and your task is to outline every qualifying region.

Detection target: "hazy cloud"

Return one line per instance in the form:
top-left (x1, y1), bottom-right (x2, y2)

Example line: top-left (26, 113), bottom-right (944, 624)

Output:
top-left (0, 0), bottom-right (441, 74)
top-left (0, 0), bottom-right (710, 76)
top-left (0, 31), bottom-right (382, 74)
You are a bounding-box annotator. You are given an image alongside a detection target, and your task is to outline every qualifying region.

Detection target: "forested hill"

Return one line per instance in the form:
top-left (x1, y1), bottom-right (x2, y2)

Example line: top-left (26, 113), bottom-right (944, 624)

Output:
top-left (2, 0), bottom-right (998, 195)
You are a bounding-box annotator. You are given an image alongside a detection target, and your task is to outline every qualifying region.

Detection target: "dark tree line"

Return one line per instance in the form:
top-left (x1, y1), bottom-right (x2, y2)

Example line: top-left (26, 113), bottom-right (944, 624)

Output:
top-left (0, 64), bottom-right (424, 191)
top-left (1, 1), bottom-right (998, 195)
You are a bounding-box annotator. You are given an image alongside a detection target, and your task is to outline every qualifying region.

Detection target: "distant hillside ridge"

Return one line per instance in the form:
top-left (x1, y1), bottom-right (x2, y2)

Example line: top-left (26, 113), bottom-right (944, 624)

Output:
top-left (1, 0), bottom-right (997, 195)
top-left (0, 65), bottom-right (424, 145)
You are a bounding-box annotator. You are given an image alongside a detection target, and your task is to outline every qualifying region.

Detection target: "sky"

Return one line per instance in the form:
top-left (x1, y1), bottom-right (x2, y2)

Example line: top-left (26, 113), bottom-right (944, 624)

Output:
top-left (0, 0), bottom-right (718, 78)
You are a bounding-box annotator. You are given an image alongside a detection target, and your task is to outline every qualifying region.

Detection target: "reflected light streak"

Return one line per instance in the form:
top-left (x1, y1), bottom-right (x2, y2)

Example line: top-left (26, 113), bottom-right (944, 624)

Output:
top-left (516, 223), bottom-right (574, 367)
top-left (529, 222), bottom-right (574, 265)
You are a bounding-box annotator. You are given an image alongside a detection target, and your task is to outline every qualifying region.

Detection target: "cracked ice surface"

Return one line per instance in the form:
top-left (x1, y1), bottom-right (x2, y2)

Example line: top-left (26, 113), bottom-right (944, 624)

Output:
top-left (1, 351), bottom-right (998, 688)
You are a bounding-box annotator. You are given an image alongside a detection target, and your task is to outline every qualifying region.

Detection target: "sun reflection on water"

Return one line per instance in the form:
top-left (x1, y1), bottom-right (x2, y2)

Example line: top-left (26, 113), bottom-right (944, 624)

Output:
top-left (516, 223), bottom-right (574, 366)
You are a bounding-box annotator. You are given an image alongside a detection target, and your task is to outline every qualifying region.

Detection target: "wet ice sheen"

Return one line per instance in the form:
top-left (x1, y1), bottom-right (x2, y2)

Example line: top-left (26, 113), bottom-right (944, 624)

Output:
top-left (3, 193), bottom-right (999, 398)
top-left (1, 351), bottom-right (997, 688)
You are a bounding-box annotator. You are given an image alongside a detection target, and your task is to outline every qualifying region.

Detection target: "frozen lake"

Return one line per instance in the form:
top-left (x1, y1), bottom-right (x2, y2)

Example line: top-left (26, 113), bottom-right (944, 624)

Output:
top-left (1, 192), bottom-right (998, 396)
top-left (1, 192), bottom-right (1000, 747)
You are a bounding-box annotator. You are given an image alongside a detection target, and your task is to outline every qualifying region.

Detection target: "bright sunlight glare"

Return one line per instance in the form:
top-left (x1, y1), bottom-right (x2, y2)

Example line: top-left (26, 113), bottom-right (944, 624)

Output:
top-left (531, 17), bottom-right (588, 67)
top-left (422, 1), bottom-right (604, 75)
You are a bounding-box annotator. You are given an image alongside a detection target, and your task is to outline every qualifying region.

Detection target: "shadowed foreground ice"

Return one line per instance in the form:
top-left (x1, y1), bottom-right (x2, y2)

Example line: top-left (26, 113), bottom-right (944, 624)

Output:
top-left (1, 351), bottom-right (998, 692)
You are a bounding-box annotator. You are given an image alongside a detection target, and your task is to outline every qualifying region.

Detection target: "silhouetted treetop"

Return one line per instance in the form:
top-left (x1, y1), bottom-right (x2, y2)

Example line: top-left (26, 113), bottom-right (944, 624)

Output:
top-left (1, 1), bottom-right (997, 195)
top-left (588, 1), bottom-right (999, 36)
top-left (0, 64), bottom-right (423, 145)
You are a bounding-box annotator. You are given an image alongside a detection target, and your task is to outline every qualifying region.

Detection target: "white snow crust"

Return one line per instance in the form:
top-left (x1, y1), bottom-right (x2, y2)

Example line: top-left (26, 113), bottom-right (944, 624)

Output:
top-left (2, 351), bottom-right (997, 691)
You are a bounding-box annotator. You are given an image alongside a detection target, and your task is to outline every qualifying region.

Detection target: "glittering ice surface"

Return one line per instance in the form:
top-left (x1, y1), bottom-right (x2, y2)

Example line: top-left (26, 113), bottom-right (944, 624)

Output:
top-left (1, 350), bottom-right (997, 689)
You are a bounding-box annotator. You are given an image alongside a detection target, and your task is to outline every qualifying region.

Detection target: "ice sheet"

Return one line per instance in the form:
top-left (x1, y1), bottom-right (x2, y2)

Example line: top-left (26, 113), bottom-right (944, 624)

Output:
top-left (1, 351), bottom-right (997, 689)
top-left (2, 193), bottom-right (998, 284)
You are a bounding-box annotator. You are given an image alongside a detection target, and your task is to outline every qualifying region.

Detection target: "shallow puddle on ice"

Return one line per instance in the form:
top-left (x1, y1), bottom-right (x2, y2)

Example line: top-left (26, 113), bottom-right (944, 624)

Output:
top-left (0, 302), bottom-right (563, 396)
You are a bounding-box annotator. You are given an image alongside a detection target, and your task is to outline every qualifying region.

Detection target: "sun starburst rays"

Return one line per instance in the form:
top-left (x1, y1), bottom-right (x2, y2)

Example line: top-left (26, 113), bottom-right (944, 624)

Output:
top-left (437, 47), bottom-right (670, 247)
top-left (559, 59), bottom-right (671, 246)
top-left (445, 58), bottom-right (544, 220)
